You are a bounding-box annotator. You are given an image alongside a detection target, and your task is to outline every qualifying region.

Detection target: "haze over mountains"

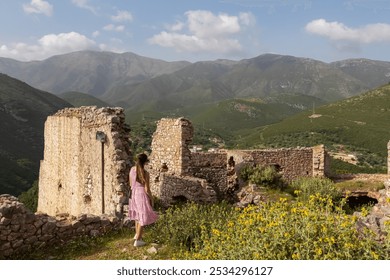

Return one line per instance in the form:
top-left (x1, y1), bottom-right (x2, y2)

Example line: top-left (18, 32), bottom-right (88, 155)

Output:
top-left (1, 50), bottom-right (390, 195)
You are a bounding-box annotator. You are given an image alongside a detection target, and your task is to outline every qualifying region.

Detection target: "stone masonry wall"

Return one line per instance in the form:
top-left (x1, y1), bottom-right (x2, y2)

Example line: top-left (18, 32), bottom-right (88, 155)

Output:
top-left (0, 195), bottom-right (121, 259)
top-left (188, 152), bottom-right (228, 198)
top-left (149, 118), bottom-right (193, 176)
top-left (38, 106), bottom-right (131, 217)
top-left (153, 174), bottom-right (217, 207)
top-left (227, 147), bottom-right (327, 183)
top-left (148, 118), bottom-right (330, 205)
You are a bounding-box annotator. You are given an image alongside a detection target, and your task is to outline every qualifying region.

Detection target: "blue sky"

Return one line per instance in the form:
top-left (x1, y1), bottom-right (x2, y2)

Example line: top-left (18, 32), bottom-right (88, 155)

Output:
top-left (1, 0), bottom-right (390, 62)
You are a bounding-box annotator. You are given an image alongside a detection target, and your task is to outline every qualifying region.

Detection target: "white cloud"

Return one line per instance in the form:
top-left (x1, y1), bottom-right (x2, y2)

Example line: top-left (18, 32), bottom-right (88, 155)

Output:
top-left (92, 30), bottom-right (100, 38)
top-left (71, 0), bottom-right (97, 14)
top-left (103, 24), bottom-right (125, 32)
top-left (306, 19), bottom-right (390, 43)
top-left (149, 10), bottom-right (255, 55)
top-left (111, 10), bottom-right (133, 22)
top-left (0, 32), bottom-right (96, 61)
top-left (23, 0), bottom-right (53, 16)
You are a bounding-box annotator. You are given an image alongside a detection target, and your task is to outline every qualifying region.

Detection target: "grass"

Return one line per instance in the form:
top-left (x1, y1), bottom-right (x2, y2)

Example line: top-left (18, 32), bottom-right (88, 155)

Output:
top-left (335, 180), bottom-right (385, 193)
top-left (14, 177), bottom-right (387, 260)
top-left (15, 227), bottom-right (174, 260)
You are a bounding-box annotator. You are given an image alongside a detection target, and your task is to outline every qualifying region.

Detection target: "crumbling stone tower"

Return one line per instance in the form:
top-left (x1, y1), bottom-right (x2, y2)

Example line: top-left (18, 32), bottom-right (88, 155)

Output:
top-left (38, 107), bottom-right (131, 216)
top-left (149, 118), bottom-right (193, 176)
top-left (148, 118), bottom-right (218, 206)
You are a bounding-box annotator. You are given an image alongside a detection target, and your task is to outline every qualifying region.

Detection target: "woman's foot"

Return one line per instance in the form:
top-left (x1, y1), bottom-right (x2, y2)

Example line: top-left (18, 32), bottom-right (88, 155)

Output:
top-left (133, 239), bottom-right (146, 247)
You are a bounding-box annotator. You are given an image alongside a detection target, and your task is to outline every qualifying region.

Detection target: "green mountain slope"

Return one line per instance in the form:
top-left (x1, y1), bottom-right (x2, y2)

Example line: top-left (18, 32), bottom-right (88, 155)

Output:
top-left (0, 74), bottom-right (72, 195)
top-left (125, 93), bottom-right (326, 148)
top-left (0, 50), bottom-right (190, 97)
top-left (59, 91), bottom-right (111, 107)
top-left (116, 54), bottom-right (390, 111)
top-left (237, 83), bottom-right (390, 169)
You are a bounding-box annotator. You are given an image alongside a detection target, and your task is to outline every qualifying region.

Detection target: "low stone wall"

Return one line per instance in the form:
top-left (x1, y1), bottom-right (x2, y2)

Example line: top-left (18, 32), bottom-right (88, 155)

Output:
top-left (189, 152), bottom-right (228, 198)
top-left (356, 179), bottom-right (390, 239)
top-left (153, 173), bottom-right (217, 207)
top-left (228, 148), bottom-right (314, 182)
top-left (332, 173), bottom-right (390, 182)
top-left (0, 195), bottom-right (121, 259)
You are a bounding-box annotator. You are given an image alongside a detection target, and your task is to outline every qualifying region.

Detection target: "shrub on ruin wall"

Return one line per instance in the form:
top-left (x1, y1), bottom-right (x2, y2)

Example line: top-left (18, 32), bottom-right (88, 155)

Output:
top-left (152, 196), bottom-right (390, 260)
top-left (239, 165), bottom-right (285, 190)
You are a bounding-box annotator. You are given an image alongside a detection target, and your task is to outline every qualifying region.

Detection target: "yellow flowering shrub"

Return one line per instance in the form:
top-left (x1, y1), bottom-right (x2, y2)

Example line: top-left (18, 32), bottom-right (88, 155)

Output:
top-left (151, 194), bottom-right (390, 260)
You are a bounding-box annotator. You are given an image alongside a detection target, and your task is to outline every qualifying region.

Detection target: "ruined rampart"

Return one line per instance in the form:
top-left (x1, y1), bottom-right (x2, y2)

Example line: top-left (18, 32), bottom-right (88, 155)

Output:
top-left (0, 195), bottom-right (120, 259)
top-left (38, 106), bottom-right (131, 217)
top-left (227, 145), bottom-right (329, 183)
top-left (189, 152), bottom-right (229, 198)
top-left (148, 117), bottom-right (330, 206)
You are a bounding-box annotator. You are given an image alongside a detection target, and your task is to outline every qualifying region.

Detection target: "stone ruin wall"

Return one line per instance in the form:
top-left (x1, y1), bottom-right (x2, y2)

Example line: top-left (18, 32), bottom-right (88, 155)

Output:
top-left (0, 194), bottom-right (121, 259)
top-left (149, 118), bottom-right (193, 176)
top-left (188, 152), bottom-right (229, 198)
top-left (148, 117), bottom-right (330, 206)
top-left (227, 145), bottom-right (329, 183)
top-left (38, 106), bottom-right (131, 217)
top-left (148, 118), bottom-right (218, 206)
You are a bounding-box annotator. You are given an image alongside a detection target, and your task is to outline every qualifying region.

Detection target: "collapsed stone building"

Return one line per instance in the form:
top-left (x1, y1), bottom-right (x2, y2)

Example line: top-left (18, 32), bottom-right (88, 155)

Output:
top-left (147, 117), bottom-right (330, 206)
top-left (38, 107), bottom-right (390, 216)
top-left (37, 108), bottom-right (331, 216)
top-left (38, 107), bottom-right (131, 217)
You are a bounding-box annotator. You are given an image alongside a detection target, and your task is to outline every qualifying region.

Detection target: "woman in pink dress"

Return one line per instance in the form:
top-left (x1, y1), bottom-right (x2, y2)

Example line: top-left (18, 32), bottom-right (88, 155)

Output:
top-left (128, 153), bottom-right (158, 247)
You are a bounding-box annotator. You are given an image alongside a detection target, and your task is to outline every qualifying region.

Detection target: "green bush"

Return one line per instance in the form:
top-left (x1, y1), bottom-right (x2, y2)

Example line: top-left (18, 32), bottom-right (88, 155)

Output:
top-left (18, 180), bottom-right (39, 212)
top-left (239, 165), bottom-right (284, 189)
top-left (290, 176), bottom-right (342, 203)
top-left (149, 202), bottom-right (234, 251)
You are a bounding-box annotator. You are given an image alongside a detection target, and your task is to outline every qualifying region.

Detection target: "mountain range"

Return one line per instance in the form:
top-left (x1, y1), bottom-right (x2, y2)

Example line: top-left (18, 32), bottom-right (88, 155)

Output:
top-left (1, 50), bottom-right (390, 195)
top-left (1, 51), bottom-right (390, 110)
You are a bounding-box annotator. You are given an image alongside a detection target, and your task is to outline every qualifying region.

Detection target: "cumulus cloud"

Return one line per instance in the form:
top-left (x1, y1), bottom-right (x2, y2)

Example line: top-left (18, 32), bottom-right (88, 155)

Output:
top-left (23, 0), bottom-right (53, 16)
top-left (149, 10), bottom-right (255, 55)
top-left (0, 32), bottom-right (96, 61)
top-left (111, 10), bottom-right (133, 22)
top-left (103, 24), bottom-right (125, 32)
top-left (305, 19), bottom-right (390, 43)
top-left (71, 0), bottom-right (97, 14)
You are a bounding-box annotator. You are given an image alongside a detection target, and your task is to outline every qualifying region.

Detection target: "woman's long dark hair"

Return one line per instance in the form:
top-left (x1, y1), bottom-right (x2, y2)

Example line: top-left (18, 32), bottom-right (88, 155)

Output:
top-left (135, 153), bottom-right (148, 185)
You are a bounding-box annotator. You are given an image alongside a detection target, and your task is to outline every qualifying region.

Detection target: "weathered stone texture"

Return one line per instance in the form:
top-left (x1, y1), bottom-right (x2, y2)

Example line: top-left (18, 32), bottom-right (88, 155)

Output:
top-left (227, 146), bottom-right (329, 183)
top-left (149, 118), bottom-right (193, 176)
top-left (38, 106), bottom-right (131, 217)
top-left (154, 174), bottom-right (217, 207)
top-left (148, 118), bottom-right (330, 206)
top-left (356, 179), bottom-right (390, 239)
top-left (189, 152), bottom-right (228, 198)
top-left (0, 195), bottom-right (121, 259)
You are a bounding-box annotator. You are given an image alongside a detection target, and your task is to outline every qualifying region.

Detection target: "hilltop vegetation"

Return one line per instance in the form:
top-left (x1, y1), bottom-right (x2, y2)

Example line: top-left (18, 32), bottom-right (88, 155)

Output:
top-left (237, 83), bottom-right (390, 171)
top-left (0, 74), bottom-right (71, 195)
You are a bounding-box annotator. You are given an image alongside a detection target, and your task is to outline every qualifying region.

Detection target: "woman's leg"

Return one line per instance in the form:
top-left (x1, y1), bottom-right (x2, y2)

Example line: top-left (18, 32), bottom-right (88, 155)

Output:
top-left (136, 223), bottom-right (144, 240)
top-left (134, 221), bottom-right (139, 239)
top-left (134, 222), bottom-right (146, 246)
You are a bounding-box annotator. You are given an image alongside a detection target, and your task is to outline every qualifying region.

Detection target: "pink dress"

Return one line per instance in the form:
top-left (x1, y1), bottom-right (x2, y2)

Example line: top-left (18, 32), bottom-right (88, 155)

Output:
top-left (128, 167), bottom-right (158, 226)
